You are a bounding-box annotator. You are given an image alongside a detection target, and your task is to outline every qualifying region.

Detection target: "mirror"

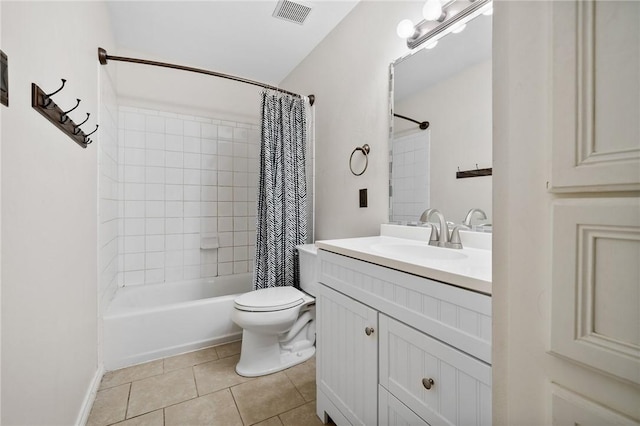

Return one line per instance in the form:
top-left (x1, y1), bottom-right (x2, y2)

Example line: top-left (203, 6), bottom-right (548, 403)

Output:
top-left (390, 13), bottom-right (492, 226)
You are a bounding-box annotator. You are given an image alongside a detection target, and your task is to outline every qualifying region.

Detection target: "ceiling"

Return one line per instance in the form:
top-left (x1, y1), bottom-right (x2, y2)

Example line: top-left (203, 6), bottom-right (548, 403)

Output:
top-left (106, 1), bottom-right (360, 86)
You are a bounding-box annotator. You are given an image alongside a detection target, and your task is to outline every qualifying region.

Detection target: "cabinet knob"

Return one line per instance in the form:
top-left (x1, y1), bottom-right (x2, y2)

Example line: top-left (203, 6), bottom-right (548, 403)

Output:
top-left (422, 378), bottom-right (435, 390)
top-left (365, 327), bottom-right (375, 336)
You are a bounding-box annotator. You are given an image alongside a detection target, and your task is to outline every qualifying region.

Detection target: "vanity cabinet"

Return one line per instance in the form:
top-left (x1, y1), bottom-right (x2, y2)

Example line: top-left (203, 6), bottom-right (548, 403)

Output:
top-left (316, 249), bottom-right (492, 426)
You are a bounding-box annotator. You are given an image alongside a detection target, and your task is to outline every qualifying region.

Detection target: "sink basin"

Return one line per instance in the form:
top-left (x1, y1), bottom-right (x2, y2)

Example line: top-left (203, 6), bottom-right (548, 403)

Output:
top-left (371, 243), bottom-right (468, 261)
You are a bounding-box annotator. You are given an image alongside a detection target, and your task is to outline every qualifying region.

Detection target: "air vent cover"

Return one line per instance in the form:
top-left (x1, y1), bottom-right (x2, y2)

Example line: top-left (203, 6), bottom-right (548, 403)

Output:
top-left (273, 0), bottom-right (312, 25)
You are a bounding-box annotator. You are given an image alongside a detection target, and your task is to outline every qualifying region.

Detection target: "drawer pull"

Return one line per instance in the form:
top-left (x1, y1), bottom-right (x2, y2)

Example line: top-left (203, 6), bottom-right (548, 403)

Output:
top-left (422, 378), bottom-right (435, 390)
top-left (365, 327), bottom-right (375, 336)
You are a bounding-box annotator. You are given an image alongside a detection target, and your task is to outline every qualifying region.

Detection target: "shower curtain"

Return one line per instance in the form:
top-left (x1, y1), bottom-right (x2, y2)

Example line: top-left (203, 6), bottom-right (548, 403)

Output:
top-left (253, 91), bottom-right (308, 290)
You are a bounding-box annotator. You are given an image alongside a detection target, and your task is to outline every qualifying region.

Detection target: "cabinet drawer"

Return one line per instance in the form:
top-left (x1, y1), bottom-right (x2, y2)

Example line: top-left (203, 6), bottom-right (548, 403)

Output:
top-left (318, 250), bottom-right (491, 364)
top-left (379, 315), bottom-right (492, 426)
top-left (379, 386), bottom-right (429, 426)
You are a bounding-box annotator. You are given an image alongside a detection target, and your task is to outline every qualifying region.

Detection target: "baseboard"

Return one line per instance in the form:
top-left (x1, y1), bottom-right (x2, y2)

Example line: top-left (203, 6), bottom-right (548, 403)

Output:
top-left (76, 363), bottom-right (104, 426)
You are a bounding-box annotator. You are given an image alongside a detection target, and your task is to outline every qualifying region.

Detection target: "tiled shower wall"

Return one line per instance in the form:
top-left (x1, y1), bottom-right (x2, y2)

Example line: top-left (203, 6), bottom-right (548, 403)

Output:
top-left (391, 131), bottom-right (430, 223)
top-left (117, 106), bottom-right (260, 286)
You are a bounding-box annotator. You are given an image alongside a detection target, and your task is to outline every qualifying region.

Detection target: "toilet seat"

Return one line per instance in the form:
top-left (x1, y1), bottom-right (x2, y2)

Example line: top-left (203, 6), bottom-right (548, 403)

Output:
top-left (234, 286), bottom-right (305, 312)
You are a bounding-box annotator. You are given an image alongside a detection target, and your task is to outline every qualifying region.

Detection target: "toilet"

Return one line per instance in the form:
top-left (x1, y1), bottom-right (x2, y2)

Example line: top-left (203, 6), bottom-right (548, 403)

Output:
top-left (232, 243), bottom-right (317, 377)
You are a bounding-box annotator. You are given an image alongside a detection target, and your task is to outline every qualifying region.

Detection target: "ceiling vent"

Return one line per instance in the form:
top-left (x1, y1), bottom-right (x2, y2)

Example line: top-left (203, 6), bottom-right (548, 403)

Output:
top-left (273, 0), bottom-right (312, 25)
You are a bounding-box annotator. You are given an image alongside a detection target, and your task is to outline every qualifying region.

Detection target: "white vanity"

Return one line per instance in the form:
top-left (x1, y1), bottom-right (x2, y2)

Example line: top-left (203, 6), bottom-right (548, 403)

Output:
top-left (315, 225), bottom-right (492, 426)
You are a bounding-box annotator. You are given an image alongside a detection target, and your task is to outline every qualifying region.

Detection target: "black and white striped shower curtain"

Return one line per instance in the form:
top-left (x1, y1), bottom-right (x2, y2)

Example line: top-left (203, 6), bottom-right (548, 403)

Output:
top-left (253, 91), bottom-right (308, 290)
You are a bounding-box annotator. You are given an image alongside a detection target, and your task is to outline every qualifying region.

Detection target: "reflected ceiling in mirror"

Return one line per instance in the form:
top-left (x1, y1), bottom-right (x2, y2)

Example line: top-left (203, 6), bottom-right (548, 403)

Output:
top-left (390, 12), bottom-right (492, 226)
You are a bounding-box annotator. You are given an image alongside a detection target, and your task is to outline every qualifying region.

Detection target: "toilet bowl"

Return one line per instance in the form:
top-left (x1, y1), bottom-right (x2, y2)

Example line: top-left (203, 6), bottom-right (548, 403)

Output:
top-left (232, 244), bottom-right (318, 377)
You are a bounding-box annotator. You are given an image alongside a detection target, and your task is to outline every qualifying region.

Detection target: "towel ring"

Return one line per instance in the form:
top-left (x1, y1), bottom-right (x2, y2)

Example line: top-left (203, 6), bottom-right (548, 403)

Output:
top-left (349, 144), bottom-right (370, 176)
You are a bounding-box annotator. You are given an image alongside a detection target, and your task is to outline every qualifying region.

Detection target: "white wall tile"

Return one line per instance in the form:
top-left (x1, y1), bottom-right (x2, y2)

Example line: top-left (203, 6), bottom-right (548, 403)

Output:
top-left (146, 235), bottom-right (165, 252)
top-left (201, 139), bottom-right (217, 154)
top-left (184, 249), bottom-right (200, 266)
top-left (202, 171), bottom-right (218, 186)
top-left (165, 134), bottom-right (183, 152)
top-left (146, 116), bottom-right (165, 133)
top-left (124, 201), bottom-right (145, 218)
top-left (184, 153), bottom-right (201, 169)
top-left (166, 218), bottom-right (184, 235)
top-left (218, 141), bottom-right (233, 156)
top-left (201, 154), bottom-right (217, 170)
top-left (201, 186), bottom-right (217, 201)
top-left (201, 218), bottom-right (217, 233)
top-left (124, 112), bottom-right (145, 131)
top-left (201, 123), bottom-right (218, 139)
top-left (218, 172), bottom-right (232, 186)
top-left (145, 252), bottom-right (165, 269)
top-left (166, 235), bottom-right (184, 251)
top-left (165, 250), bottom-right (184, 266)
top-left (145, 268), bottom-right (165, 284)
top-left (165, 168), bottom-right (183, 185)
top-left (145, 201), bottom-right (165, 218)
top-left (145, 167), bottom-right (165, 184)
top-left (124, 148), bottom-right (146, 166)
top-left (201, 264), bottom-right (217, 277)
top-left (184, 186), bottom-right (200, 201)
top-left (124, 236), bottom-right (145, 253)
top-left (165, 118), bottom-right (183, 135)
top-left (145, 218), bottom-right (165, 235)
top-left (184, 170), bottom-right (201, 185)
top-left (184, 265), bottom-right (200, 280)
top-left (218, 126), bottom-right (233, 140)
top-left (165, 151), bottom-right (184, 168)
top-left (218, 262), bottom-right (233, 276)
top-left (124, 130), bottom-right (145, 149)
top-left (219, 232), bottom-right (233, 247)
top-left (184, 121), bottom-right (200, 137)
top-left (219, 217), bottom-right (233, 232)
top-left (124, 183), bottom-right (145, 201)
top-left (218, 187), bottom-right (233, 201)
top-left (145, 150), bottom-right (165, 167)
top-left (184, 234), bottom-right (200, 250)
top-left (184, 136), bottom-right (200, 153)
top-left (184, 218), bottom-right (200, 233)
top-left (202, 202), bottom-right (218, 217)
top-left (145, 184), bottom-right (165, 201)
top-left (165, 185), bottom-right (183, 201)
top-left (166, 201), bottom-right (183, 217)
top-left (124, 253), bottom-right (145, 271)
top-left (184, 202), bottom-right (201, 218)
top-left (124, 166), bottom-right (145, 183)
top-left (124, 218), bottom-right (145, 236)
top-left (124, 270), bottom-right (145, 286)
top-left (165, 267), bottom-right (183, 282)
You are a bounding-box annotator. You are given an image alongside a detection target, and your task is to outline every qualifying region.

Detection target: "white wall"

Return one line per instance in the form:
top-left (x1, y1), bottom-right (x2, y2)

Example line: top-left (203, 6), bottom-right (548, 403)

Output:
top-left (114, 48), bottom-right (262, 125)
top-left (281, 1), bottom-right (420, 239)
top-left (1, 2), bottom-right (114, 424)
top-left (395, 60), bottom-right (492, 223)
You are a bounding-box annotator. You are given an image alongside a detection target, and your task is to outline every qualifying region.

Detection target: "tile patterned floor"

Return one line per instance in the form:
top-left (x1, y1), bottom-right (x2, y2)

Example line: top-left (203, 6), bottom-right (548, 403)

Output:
top-left (88, 341), bottom-right (324, 426)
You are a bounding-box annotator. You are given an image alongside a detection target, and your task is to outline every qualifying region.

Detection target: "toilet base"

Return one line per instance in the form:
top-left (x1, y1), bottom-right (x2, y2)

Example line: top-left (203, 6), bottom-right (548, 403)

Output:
top-left (235, 325), bottom-right (316, 377)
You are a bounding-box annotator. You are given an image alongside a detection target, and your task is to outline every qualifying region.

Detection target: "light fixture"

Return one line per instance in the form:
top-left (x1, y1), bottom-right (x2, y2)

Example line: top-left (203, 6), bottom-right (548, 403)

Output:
top-left (424, 41), bottom-right (438, 49)
top-left (396, 19), bottom-right (416, 38)
top-left (422, 0), bottom-right (443, 21)
top-left (397, 0), bottom-right (492, 50)
top-left (451, 23), bottom-right (466, 34)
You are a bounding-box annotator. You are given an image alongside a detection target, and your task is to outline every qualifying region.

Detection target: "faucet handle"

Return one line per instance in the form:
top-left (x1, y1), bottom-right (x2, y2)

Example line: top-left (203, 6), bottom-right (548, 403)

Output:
top-left (446, 226), bottom-right (466, 249)
top-left (428, 224), bottom-right (439, 246)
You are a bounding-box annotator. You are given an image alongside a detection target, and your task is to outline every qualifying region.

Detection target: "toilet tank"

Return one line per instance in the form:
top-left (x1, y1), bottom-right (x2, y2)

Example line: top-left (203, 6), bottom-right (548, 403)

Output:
top-left (296, 244), bottom-right (318, 297)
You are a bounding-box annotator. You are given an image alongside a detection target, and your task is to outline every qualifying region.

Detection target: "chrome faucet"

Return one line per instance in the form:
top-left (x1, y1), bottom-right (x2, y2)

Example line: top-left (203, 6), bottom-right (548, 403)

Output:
top-left (419, 208), bottom-right (465, 249)
top-left (463, 208), bottom-right (488, 228)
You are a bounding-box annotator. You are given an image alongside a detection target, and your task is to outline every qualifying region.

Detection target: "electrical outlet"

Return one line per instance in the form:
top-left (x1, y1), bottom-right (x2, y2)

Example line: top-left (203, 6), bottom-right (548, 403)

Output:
top-left (359, 188), bottom-right (367, 208)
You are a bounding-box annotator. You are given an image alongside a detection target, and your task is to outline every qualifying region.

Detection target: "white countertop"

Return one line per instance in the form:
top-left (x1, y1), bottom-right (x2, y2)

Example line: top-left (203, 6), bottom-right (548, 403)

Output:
top-left (316, 229), bottom-right (492, 295)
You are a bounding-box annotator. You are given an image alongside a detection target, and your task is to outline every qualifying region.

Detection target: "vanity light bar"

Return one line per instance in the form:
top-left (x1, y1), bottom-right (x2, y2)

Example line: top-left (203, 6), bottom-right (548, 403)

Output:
top-left (406, 0), bottom-right (492, 50)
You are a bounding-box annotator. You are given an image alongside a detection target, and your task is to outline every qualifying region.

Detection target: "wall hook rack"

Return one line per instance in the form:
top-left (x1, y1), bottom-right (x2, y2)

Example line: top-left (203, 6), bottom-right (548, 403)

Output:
top-left (456, 165), bottom-right (492, 179)
top-left (31, 80), bottom-right (96, 149)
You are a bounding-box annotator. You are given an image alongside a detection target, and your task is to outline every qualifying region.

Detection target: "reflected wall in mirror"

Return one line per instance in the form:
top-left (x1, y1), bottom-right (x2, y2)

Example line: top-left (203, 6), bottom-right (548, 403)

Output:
top-left (390, 12), bottom-right (492, 226)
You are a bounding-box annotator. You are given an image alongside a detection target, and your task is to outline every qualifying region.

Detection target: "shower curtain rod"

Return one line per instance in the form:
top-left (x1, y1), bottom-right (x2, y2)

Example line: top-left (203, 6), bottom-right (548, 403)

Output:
top-left (97, 47), bottom-right (315, 106)
top-left (394, 113), bottom-right (429, 130)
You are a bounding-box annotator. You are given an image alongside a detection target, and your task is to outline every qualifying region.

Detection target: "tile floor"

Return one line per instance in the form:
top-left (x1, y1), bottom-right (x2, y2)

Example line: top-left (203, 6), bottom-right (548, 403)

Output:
top-left (88, 341), bottom-right (326, 426)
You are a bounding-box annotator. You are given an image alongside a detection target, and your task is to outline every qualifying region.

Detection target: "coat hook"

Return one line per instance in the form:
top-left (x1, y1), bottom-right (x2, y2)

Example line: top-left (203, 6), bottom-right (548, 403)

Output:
top-left (60, 99), bottom-right (81, 124)
top-left (73, 113), bottom-right (91, 135)
top-left (84, 124), bottom-right (99, 143)
top-left (42, 78), bottom-right (67, 108)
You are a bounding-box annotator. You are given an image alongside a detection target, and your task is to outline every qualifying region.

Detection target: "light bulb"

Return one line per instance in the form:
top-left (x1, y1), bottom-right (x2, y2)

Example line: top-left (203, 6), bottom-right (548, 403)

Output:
top-left (396, 19), bottom-right (415, 39)
top-left (422, 0), bottom-right (443, 21)
top-left (424, 40), bottom-right (438, 49)
top-left (483, 7), bottom-right (493, 16)
top-left (451, 23), bottom-right (466, 34)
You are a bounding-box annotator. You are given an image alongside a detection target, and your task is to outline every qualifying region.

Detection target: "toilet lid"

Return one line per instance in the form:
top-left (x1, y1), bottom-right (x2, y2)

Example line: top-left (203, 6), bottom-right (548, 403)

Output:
top-left (234, 286), bottom-right (305, 312)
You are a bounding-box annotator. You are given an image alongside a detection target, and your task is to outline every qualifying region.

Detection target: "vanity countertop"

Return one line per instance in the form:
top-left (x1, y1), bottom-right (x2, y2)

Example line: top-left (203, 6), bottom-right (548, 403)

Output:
top-left (316, 233), bottom-right (492, 295)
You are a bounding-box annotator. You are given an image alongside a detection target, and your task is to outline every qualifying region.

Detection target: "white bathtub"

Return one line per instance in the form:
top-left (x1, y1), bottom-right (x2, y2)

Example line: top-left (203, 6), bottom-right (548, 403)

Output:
top-left (104, 273), bottom-right (253, 370)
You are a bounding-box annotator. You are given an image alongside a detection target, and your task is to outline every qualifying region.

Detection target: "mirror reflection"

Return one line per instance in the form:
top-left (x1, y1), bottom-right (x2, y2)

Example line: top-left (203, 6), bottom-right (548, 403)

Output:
top-left (390, 13), bottom-right (492, 227)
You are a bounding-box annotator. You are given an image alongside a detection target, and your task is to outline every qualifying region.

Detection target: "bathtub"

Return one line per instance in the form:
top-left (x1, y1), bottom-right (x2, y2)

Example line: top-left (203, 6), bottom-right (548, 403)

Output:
top-left (103, 273), bottom-right (253, 370)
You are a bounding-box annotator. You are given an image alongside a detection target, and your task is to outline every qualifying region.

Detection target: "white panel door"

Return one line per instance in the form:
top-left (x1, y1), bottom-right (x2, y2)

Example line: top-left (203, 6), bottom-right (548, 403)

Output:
top-left (316, 284), bottom-right (378, 426)
top-left (551, 0), bottom-right (640, 191)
